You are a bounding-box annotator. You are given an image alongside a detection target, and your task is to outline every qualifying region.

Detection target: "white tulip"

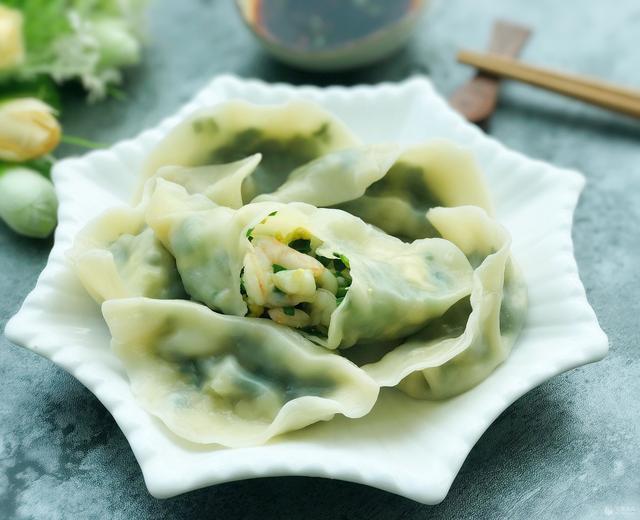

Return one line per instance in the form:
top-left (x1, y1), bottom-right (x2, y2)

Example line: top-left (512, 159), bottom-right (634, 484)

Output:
top-left (0, 5), bottom-right (25, 70)
top-left (0, 98), bottom-right (61, 161)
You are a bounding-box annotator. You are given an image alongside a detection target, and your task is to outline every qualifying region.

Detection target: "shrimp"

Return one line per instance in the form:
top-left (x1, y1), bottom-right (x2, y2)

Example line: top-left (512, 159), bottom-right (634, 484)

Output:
top-left (268, 307), bottom-right (311, 328)
top-left (252, 236), bottom-right (324, 276)
top-left (243, 247), bottom-right (309, 309)
top-left (242, 246), bottom-right (274, 306)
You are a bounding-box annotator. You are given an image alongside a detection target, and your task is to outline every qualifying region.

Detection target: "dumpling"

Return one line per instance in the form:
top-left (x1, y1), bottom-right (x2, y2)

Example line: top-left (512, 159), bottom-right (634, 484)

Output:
top-left (145, 179), bottom-right (256, 316)
top-left (70, 154), bottom-right (263, 306)
top-left (145, 179), bottom-right (475, 349)
top-left (141, 153), bottom-right (262, 208)
top-left (335, 141), bottom-right (494, 241)
top-left (138, 100), bottom-right (360, 201)
top-left (253, 144), bottom-right (400, 207)
top-left (68, 205), bottom-right (185, 303)
top-left (257, 140), bottom-right (493, 241)
top-left (362, 206), bottom-right (527, 399)
top-left (102, 298), bottom-right (379, 447)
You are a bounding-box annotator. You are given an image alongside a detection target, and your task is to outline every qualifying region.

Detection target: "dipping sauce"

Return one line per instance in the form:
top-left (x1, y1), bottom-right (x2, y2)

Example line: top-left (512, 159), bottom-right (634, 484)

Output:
top-left (248, 0), bottom-right (422, 51)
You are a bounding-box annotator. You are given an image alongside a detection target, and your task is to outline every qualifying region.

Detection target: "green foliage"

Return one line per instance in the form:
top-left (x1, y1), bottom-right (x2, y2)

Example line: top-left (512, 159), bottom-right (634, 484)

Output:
top-left (0, 77), bottom-right (61, 110)
top-left (2, 0), bottom-right (148, 100)
top-left (3, 0), bottom-right (70, 69)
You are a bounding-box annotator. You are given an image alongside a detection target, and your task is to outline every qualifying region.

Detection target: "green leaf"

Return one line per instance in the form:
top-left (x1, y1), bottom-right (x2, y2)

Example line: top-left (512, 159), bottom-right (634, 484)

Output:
top-left (246, 227), bottom-right (254, 241)
top-left (3, 0), bottom-right (71, 72)
top-left (239, 267), bottom-right (246, 294)
top-left (289, 238), bottom-right (311, 254)
top-left (317, 256), bottom-right (329, 266)
top-left (0, 77), bottom-right (61, 111)
top-left (4, 0), bottom-right (148, 100)
top-left (336, 286), bottom-right (348, 299)
top-left (338, 253), bottom-right (350, 269)
top-left (272, 264), bottom-right (287, 273)
top-left (0, 156), bottom-right (54, 180)
top-left (283, 306), bottom-right (295, 316)
top-left (332, 253), bottom-right (350, 272)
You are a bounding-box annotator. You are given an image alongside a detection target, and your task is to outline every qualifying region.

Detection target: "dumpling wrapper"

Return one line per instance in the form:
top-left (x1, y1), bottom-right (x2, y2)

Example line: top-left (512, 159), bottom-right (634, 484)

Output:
top-left (102, 298), bottom-right (379, 447)
top-left (362, 206), bottom-right (528, 399)
top-left (67, 205), bottom-right (185, 303)
top-left (70, 154), bottom-right (263, 306)
top-left (145, 179), bottom-right (254, 316)
top-left (137, 100), bottom-right (360, 201)
top-left (142, 153), bottom-right (262, 208)
top-left (253, 144), bottom-right (400, 207)
top-left (257, 140), bottom-right (493, 241)
top-left (145, 179), bottom-right (475, 349)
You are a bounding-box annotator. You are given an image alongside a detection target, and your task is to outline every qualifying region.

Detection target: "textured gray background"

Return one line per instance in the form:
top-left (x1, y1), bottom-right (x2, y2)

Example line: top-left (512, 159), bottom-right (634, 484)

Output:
top-left (1, 0), bottom-right (639, 518)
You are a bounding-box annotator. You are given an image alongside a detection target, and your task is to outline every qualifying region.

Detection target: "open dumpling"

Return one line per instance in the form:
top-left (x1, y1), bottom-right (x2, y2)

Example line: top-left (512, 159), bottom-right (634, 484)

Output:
top-left (67, 205), bottom-right (185, 303)
top-left (138, 100), bottom-right (360, 201)
top-left (362, 206), bottom-right (527, 399)
top-left (102, 298), bottom-right (379, 447)
top-left (145, 179), bottom-right (475, 349)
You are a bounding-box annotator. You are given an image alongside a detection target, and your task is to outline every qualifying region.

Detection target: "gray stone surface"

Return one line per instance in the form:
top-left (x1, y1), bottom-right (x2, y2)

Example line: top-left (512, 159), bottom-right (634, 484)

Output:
top-left (1, 0), bottom-right (639, 518)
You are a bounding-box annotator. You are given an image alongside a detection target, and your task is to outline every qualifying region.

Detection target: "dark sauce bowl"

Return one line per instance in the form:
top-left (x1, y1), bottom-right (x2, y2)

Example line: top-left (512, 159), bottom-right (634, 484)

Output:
top-left (236, 0), bottom-right (428, 72)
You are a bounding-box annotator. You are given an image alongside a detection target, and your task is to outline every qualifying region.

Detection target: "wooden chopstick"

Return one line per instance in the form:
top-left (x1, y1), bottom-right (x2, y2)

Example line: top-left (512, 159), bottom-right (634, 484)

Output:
top-left (458, 49), bottom-right (640, 119)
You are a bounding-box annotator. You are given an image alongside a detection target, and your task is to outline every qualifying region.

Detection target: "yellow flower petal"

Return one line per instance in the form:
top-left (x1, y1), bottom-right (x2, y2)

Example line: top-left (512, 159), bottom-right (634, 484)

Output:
top-left (0, 5), bottom-right (25, 70)
top-left (0, 98), bottom-right (62, 161)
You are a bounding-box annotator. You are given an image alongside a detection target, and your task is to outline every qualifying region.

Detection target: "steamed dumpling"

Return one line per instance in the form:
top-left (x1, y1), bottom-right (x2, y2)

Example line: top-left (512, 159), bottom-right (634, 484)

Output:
top-left (68, 205), bottom-right (185, 303)
top-left (362, 206), bottom-right (527, 399)
top-left (138, 100), bottom-right (360, 201)
top-left (335, 141), bottom-right (494, 239)
top-left (254, 144), bottom-right (400, 207)
top-left (142, 153), bottom-right (262, 208)
top-left (145, 179), bottom-right (255, 316)
top-left (102, 298), bottom-right (379, 447)
top-left (70, 154), bottom-right (263, 305)
top-left (258, 140), bottom-right (493, 241)
top-left (69, 97), bottom-right (529, 423)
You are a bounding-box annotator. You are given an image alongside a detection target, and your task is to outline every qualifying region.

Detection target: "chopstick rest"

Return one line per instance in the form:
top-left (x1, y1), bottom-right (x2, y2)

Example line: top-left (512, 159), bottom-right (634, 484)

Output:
top-left (449, 20), bottom-right (532, 123)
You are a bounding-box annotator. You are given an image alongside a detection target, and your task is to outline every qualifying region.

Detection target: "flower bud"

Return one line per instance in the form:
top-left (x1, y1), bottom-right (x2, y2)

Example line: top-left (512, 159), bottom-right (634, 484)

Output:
top-left (93, 18), bottom-right (141, 69)
top-left (0, 98), bottom-right (61, 161)
top-left (0, 167), bottom-right (58, 238)
top-left (0, 5), bottom-right (25, 70)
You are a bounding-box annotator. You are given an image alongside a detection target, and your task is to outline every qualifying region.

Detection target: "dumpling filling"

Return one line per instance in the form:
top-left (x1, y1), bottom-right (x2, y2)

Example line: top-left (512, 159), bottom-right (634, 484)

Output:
top-left (242, 212), bottom-right (351, 335)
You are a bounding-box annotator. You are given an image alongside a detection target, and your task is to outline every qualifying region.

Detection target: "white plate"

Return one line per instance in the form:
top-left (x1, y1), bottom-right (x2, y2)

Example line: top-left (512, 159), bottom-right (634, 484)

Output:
top-left (4, 75), bottom-right (608, 504)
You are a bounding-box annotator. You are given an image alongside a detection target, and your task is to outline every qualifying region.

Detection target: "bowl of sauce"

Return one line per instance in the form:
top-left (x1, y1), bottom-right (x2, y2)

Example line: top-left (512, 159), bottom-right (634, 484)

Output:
top-left (236, 0), bottom-right (428, 71)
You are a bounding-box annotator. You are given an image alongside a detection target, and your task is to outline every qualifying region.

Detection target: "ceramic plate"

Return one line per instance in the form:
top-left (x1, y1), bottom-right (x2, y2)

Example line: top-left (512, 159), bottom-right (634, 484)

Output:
top-left (4, 75), bottom-right (608, 504)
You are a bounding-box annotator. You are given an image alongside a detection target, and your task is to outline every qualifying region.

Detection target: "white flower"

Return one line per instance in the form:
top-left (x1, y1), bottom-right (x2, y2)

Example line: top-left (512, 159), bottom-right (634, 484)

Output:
top-left (0, 5), bottom-right (25, 70)
top-left (0, 98), bottom-right (62, 162)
